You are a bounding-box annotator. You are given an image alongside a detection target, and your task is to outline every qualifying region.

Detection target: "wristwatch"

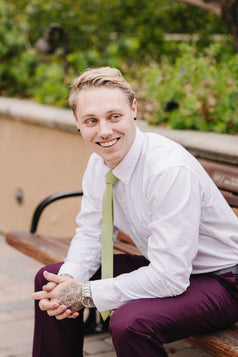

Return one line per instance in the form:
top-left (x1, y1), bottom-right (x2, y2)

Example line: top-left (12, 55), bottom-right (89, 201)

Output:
top-left (81, 281), bottom-right (95, 308)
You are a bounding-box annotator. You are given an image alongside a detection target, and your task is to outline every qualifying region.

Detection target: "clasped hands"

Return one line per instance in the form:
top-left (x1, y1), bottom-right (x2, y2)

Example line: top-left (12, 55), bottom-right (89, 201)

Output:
top-left (32, 271), bottom-right (84, 320)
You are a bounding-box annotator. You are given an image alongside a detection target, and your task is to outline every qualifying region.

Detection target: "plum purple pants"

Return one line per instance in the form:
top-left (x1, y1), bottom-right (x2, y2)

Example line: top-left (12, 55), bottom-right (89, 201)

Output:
top-left (33, 254), bottom-right (238, 357)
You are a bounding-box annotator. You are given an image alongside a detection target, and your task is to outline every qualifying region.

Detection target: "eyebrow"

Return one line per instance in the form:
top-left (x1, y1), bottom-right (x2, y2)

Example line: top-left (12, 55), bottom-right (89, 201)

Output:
top-left (81, 113), bottom-right (96, 119)
top-left (81, 108), bottom-right (123, 119)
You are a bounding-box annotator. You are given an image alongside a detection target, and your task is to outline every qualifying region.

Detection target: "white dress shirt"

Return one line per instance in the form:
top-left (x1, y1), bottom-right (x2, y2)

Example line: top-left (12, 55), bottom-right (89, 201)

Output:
top-left (59, 128), bottom-right (238, 312)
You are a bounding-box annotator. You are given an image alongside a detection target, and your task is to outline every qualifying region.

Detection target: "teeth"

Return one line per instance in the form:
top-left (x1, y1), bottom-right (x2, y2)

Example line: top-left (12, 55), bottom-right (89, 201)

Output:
top-left (100, 139), bottom-right (117, 147)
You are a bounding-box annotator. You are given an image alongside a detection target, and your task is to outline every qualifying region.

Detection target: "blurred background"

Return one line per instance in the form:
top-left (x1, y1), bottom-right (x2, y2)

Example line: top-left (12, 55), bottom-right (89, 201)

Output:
top-left (0, 2), bottom-right (237, 356)
top-left (1, 0), bottom-right (238, 133)
top-left (1, 0), bottom-right (238, 237)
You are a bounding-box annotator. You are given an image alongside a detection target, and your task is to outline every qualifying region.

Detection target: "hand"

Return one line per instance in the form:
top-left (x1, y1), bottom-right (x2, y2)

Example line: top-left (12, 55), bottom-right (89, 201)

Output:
top-left (32, 271), bottom-right (84, 320)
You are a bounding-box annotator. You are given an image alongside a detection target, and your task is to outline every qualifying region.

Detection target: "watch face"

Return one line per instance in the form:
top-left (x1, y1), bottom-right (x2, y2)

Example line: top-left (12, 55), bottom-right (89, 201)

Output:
top-left (82, 297), bottom-right (95, 308)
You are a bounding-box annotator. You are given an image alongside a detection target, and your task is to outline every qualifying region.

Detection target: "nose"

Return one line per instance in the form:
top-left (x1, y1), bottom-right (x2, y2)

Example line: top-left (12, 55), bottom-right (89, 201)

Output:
top-left (98, 120), bottom-right (113, 139)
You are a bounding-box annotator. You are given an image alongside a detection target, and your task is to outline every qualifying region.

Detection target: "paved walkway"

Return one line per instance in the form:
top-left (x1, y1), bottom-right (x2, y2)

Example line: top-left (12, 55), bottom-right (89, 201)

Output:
top-left (0, 235), bottom-right (210, 357)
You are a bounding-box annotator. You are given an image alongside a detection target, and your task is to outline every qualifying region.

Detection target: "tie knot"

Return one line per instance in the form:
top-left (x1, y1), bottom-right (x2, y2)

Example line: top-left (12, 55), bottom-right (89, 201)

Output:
top-left (105, 170), bottom-right (118, 185)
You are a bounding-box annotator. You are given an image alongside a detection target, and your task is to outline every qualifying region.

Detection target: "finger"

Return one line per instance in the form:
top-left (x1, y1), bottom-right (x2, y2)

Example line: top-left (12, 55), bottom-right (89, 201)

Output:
top-left (55, 308), bottom-right (73, 320)
top-left (32, 290), bottom-right (50, 300)
top-left (47, 304), bottom-right (67, 317)
top-left (39, 298), bottom-right (59, 311)
top-left (43, 282), bottom-right (57, 292)
top-left (43, 270), bottom-right (65, 284)
top-left (67, 312), bottom-right (79, 319)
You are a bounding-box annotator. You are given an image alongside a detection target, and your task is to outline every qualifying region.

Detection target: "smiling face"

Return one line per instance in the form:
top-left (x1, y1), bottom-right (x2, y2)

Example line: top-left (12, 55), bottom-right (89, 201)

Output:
top-left (74, 87), bottom-right (137, 169)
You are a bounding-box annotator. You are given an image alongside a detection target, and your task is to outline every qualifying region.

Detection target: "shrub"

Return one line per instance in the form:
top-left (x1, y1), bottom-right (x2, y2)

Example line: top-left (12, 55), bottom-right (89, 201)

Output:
top-left (145, 43), bottom-right (238, 134)
top-left (32, 62), bottom-right (69, 107)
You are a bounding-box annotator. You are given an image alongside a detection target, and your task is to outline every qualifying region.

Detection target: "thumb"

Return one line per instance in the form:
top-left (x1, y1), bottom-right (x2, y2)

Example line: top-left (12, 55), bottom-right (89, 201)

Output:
top-left (43, 270), bottom-right (65, 284)
top-left (43, 281), bottom-right (57, 292)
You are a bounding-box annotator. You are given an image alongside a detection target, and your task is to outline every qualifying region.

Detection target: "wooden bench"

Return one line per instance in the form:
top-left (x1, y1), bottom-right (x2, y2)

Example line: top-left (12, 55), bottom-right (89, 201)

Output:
top-left (6, 158), bottom-right (238, 356)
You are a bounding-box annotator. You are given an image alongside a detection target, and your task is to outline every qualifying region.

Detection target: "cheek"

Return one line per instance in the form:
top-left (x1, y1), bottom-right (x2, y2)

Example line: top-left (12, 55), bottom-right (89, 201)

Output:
top-left (80, 129), bottom-right (95, 143)
top-left (80, 132), bottom-right (91, 146)
top-left (125, 122), bottom-right (136, 140)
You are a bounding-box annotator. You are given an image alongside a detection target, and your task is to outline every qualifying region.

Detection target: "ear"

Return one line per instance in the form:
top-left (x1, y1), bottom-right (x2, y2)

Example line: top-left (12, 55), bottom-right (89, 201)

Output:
top-left (131, 98), bottom-right (137, 117)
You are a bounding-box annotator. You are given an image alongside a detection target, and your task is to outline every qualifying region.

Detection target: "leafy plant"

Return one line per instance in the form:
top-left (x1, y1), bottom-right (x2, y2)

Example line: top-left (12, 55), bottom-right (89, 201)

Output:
top-left (145, 44), bottom-right (238, 134)
top-left (0, 1), bottom-right (237, 134)
top-left (32, 63), bottom-right (69, 107)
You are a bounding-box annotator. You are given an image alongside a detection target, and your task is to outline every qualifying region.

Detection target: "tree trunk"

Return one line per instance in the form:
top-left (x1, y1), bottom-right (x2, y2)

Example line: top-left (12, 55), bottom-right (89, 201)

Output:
top-left (176, 0), bottom-right (238, 52)
top-left (176, 0), bottom-right (221, 17)
top-left (221, 0), bottom-right (238, 52)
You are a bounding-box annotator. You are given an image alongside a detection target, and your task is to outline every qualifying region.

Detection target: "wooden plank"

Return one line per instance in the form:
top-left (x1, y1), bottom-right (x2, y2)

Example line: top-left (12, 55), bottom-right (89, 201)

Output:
top-left (212, 172), bottom-right (238, 193)
top-left (6, 205), bottom-right (237, 266)
top-left (233, 207), bottom-right (238, 217)
top-left (6, 231), bottom-right (141, 265)
top-left (6, 231), bottom-right (70, 265)
top-left (221, 191), bottom-right (238, 208)
top-left (185, 323), bottom-right (238, 357)
top-left (114, 240), bottom-right (141, 256)
top-left (117, 230), bottom-right (136, 246)
top-left (199, 159), bottom-right (238, 194)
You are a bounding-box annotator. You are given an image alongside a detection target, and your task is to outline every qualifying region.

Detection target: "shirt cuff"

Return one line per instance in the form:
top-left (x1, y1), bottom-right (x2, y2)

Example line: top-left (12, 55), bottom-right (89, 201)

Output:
top-left (90, 278), bottom-right (125, 312)
top-left (58, 262), bottom-right (88, 282)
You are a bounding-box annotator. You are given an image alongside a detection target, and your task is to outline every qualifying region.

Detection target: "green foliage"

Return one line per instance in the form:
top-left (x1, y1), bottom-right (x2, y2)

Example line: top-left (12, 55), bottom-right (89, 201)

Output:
top-left (145, 44), bottom-right (238, 134)
top-left (9, 51), bottom-right (40, 96)
top-left (0, 0), bottom-right (237, 133)
top-left (32, 62), bottom-right (69, 107)
top-left (0, 0), bottom-right (229, 65)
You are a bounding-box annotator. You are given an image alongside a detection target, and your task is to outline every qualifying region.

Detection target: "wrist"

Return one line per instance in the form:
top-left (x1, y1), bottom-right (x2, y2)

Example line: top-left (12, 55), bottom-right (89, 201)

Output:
top-left (81, 281), bottom-right (95, 308)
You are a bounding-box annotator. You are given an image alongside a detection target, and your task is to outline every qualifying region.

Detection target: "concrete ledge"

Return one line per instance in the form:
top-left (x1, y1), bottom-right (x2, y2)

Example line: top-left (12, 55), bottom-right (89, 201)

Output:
top-left (1, 96), bottom-right (238, 164)
top-left (138, 120), bottom-right (238, 165)
top-left (0, 97), bottom-right (75, 133)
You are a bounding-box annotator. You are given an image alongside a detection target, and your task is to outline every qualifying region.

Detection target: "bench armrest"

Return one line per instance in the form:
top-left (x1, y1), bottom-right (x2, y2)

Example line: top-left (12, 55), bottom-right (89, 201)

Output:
top-left (30, 190), bottom-right (83, 233)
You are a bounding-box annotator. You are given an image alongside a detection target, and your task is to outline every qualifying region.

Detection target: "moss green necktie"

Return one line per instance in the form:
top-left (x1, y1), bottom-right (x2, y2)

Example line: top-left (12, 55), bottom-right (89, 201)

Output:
top-left (101, 170), bottom-right (118, 321)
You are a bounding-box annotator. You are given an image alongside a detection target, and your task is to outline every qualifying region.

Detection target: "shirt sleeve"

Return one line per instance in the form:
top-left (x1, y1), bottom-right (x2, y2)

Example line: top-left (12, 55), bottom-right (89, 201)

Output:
top-left (91, 166), bottom-right (203, 312)
top-left (58, 161), bottom-right (103, 282)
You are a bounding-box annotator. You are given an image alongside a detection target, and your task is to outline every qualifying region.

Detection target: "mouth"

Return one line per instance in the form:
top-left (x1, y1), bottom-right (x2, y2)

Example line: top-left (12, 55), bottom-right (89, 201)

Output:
top-left (97, 138), bottom-right (120, 148)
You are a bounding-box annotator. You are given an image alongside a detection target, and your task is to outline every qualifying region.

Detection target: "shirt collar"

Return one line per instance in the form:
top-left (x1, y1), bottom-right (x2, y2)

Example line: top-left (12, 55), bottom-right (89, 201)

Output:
top-left (112, 127), bottom-right (144, 184)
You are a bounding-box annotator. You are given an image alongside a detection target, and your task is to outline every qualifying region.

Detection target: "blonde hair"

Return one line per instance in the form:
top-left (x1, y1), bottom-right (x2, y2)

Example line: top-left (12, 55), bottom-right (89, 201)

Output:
top-left (69, 67), bottom-right (135, 114)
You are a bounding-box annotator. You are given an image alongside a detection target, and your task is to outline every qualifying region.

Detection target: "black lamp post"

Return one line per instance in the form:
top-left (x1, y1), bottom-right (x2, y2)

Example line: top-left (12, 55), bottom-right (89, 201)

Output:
top-left (35, 23), bottom-right (68, 75)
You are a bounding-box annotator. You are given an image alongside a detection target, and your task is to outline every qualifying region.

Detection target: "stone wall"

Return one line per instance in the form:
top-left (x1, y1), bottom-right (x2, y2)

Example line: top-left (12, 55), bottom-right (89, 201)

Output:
top-left (0, 107), bottom-right (91, 236)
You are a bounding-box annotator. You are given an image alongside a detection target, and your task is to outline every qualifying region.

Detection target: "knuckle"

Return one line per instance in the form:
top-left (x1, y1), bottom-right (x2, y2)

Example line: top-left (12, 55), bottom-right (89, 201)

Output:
top-left (56, 315), bottom-right (63, 320)
top-left (47, 309), bottom-right (54, 317)
top-left (39, 301), bottom-right (45, 311)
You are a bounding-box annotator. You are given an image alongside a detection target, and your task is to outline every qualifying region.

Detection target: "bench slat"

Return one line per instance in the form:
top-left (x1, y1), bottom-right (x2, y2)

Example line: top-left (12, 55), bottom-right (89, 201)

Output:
top-left (199, 159), bottom-right (238, 195)
top-left (5, 231), bottom-right (139, 265)
top-left (185, 322), bottom-right (238, 357)
top-left (6, 231), bottom-right (70, 265)
top-left (114, 239), bottom-right (142, 256)
top-left (233, 207), bottom-right (238, 217)
top-left (221, 191), bottom-right (238, 208)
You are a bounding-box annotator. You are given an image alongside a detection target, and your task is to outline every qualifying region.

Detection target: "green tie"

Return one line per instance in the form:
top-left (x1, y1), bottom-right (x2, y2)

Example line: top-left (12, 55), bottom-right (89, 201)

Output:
top-left (101, 170), bottom-right (118, 321)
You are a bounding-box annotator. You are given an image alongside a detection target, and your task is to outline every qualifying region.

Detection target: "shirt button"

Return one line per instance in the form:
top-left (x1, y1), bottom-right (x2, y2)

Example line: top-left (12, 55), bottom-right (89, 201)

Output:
top-left (118, 193), bottom-right (123, 199)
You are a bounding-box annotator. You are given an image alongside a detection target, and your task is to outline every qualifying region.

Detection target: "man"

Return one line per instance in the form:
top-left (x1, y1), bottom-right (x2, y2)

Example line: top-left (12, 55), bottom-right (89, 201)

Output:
top-left (33, 67), bottom-right (238, 357)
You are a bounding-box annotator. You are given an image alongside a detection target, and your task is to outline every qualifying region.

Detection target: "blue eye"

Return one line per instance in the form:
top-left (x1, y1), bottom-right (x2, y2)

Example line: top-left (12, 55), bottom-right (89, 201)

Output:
top-left (86, 118), bottom-right (97, 125)
top-left (112, 114), bottom-right (120, 120)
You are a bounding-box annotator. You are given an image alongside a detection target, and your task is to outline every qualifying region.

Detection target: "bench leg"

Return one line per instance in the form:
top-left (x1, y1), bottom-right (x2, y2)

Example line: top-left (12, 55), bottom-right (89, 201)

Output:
top-left (84, 308), bottom-right (109, 334)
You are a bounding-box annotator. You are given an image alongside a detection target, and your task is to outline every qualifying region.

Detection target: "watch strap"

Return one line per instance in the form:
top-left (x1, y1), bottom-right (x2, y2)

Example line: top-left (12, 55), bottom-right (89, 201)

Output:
top-left (81, 281), bottom-right (95, 307)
